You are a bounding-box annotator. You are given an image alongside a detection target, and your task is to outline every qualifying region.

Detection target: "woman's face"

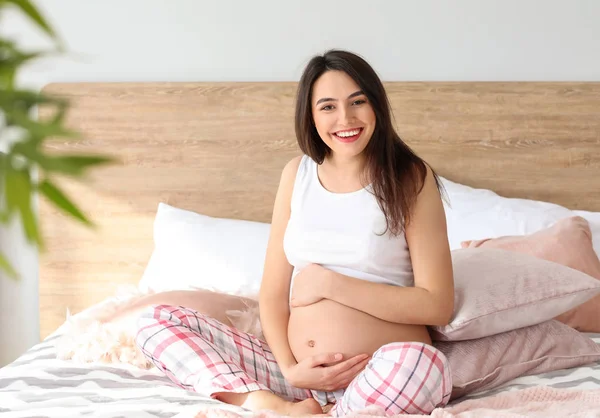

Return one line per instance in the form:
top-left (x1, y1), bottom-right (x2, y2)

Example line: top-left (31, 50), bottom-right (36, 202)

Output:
top-left (311, 70), bottom-right (376, 160)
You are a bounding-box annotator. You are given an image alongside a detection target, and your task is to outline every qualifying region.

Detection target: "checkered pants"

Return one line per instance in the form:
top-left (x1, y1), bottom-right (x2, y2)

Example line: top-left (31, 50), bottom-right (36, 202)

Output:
top-left (135, 305), bottom-right (452, 416)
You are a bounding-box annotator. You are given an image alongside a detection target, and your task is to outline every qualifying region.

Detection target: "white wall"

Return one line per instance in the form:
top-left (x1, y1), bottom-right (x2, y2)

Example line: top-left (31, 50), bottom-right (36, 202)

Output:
top-left (1, 0), bottom-right (599, 366)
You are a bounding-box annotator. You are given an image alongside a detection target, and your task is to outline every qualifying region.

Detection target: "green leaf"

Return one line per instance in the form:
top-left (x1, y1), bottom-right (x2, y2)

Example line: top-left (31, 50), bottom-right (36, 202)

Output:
top-left (38, 179), bottom-right (94, 227)
top-left (0, 38), bottom-right (19, 51)
top-left (9, 135), bottom-right (117, 178)
top-left (0, 90), bottom-right (69, 132)
top-left (0, 39), bottom-right (45, 65)
top-left (0, 88), bottom-right (67, 113)
top-left (0, 66), bottom-right (16, 89)
top-left (0, 50), bottom-right (45, 72)
top-left (6, 140), bottom-right (38, 161)
top-left (0, 211), bottom-right (10, 223)
top-left (0, 151), bottom-right (5, 199)
top-left (34, 154), bottom-right (117, 176)
top-left (49, 99), bottom-right (68, 125)
top-left (0, 40), bottom-right (59, 89)
top-left (4, 165), bottom-right (41, 247)
top-left (4, 108), bottom-right (79, 140)
top-left (5, 0), bottom-right (60, 44)
top-left (0, 252), bottom-right (19, 280)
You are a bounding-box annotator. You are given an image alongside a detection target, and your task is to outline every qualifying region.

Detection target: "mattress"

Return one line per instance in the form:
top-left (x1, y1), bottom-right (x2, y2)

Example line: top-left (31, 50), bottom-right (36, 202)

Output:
top-left (1, 330), bottom-right (599, 418)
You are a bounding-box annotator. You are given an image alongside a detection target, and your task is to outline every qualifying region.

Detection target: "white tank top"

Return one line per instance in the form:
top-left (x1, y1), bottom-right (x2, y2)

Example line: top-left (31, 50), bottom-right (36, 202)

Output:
top-left (283, 155), bottom-right (414, 298)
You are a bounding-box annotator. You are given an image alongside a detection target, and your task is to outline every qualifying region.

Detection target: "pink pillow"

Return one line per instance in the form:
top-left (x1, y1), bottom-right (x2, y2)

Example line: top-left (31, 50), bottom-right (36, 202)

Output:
top-left (461, 216), bottom-right (600, 332)
top-left (430, 248), bottom-right (600, 341)
top-left (435, 320), bottom-right (600, 400)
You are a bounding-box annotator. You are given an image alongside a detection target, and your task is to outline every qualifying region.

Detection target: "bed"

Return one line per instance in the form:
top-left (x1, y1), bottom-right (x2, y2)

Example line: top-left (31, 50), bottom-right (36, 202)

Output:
top-left (1, 81), bottom-right (600, 417)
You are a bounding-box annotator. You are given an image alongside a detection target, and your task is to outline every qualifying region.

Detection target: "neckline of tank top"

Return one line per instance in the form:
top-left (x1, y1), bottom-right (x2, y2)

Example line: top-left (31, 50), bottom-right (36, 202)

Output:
top-left (312, 158), bottom-right (373, 197)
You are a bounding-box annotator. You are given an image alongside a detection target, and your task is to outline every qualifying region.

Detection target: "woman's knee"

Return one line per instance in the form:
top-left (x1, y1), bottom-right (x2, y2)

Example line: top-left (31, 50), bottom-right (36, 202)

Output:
top-left (136, 304), bottom-right (177, 327)
top-left (135, 305), bottom-right (173, 346)
top-left (368, 342), bottom-right (452, 413)
top-left (135, 304), bottom-right (210, 345)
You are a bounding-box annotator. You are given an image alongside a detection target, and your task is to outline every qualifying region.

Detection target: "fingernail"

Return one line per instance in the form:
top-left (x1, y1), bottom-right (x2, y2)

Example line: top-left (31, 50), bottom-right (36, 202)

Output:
top-left (334, 353), bottom-right (342, 360)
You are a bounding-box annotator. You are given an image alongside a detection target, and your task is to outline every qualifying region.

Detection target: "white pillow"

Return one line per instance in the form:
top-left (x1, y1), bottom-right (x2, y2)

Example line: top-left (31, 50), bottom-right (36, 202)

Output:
top-left (140, 183), bottom-right (600, 296)
top-left (139, 203), bottom-right (270, 297)
top-left (441, 177), bottom-right (600, 255)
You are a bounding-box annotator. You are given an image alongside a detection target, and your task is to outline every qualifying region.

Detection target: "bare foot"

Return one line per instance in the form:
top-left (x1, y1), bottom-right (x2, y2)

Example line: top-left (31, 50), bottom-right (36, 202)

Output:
top-left (322, 403), bottom-right (334, 414)
top-left (218, 391), bottom-right (323, 416)
top-left (285, 398), bottom-right (323, 416)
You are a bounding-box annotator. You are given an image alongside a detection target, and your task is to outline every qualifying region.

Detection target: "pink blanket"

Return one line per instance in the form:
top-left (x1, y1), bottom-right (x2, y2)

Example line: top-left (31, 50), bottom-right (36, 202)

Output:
top-left (184, 387), bottom-right (600, 418)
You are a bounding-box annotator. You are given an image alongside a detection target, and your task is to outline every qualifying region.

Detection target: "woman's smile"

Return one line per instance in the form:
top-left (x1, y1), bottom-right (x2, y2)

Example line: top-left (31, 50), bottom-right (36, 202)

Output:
top-left (332, 127), bottom-right (364, 143)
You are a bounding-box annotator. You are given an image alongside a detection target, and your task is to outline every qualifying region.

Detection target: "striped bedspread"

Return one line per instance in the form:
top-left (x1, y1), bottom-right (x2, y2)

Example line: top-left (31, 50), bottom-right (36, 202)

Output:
top-left (1, 331), bottom-right (599, 418)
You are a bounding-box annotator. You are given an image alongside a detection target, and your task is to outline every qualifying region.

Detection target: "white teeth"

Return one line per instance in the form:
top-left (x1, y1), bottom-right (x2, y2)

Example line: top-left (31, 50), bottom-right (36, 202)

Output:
top-left (335, 129), bottom-right (361, 137)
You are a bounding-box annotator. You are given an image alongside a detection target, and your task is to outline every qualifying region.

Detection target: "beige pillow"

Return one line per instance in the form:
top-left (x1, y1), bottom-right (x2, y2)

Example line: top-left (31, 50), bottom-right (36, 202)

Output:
top-left (430, 248), bottom-right (600, 341)
top-left (435, 320), bottom-right (600, 400)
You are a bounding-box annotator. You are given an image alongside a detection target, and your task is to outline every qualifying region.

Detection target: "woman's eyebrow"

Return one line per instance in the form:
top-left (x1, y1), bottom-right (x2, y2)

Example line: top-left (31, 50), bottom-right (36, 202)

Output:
top-left (315, 90), bottom-right (364, 106)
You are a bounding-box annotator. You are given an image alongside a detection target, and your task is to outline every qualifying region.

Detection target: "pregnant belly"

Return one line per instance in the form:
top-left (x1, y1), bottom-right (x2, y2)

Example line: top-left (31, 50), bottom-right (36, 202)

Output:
top-left (288, 299), bottom-right (432, 364)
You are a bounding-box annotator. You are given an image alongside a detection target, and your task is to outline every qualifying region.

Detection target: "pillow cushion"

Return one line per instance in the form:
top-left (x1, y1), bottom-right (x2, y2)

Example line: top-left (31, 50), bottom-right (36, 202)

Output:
top-left (435, 320), bottom-right (600, 400)
top-left (139, 203), bottom-right (270, 297)
top-left (461, 216), bottom-right (600, 332)
top-left (429, 248), bottom-right (600, 341)
top-left (441, 177), bottom-right (600, 256)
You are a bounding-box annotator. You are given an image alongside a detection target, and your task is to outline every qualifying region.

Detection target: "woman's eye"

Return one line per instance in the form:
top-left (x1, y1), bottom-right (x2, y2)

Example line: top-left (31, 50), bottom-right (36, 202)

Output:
top-left (352, 99), bottom-right (366, 105)
top-left (321, 105), bottom-right (334, 111)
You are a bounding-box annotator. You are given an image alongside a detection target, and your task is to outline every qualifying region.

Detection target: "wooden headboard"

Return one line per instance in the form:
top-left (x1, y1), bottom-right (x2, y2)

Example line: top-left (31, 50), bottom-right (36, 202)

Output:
top-left (38, 81), bottom-right (600, 339)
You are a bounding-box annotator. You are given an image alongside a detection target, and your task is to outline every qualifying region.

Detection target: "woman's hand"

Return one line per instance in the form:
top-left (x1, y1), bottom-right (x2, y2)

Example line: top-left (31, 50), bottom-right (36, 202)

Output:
top-left (290, 263), bottom-right (331, 307)
top-left (283, 352), bottom-right (371, 391)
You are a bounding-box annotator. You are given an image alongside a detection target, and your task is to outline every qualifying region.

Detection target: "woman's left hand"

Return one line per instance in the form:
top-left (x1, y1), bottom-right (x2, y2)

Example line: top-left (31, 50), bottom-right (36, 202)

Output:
top-left (290, 263), bottom-right (331, 307)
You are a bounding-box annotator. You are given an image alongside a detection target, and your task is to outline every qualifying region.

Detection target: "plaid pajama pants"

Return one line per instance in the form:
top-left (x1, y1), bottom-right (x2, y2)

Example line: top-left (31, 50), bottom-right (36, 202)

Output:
top-left (135, 305), bottom-right (452, 416)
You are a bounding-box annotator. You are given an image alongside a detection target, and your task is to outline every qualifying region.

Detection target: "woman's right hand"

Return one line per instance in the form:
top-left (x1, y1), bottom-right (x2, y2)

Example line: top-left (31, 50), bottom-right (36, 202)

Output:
top-left (283, 352), bottom-right (371, 391)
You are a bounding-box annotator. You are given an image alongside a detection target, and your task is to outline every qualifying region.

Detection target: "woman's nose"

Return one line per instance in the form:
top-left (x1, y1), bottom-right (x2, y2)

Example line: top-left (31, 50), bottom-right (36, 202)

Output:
top-left (338, 105), bottom-right (356, 125)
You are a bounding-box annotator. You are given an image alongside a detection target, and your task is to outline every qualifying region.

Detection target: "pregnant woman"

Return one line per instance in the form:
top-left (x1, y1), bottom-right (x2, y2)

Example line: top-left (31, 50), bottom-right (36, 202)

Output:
top-left (135, 49), bottom-right (454, 416)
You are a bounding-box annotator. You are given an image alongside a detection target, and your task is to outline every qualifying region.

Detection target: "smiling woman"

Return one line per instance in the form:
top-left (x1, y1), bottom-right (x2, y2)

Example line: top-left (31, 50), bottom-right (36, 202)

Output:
top-left (283, 67), bottom-right (437, 362)
top-left (311, 73), bottom-right (376, 156)
top-left (134, 49), bottom-right (454, 417)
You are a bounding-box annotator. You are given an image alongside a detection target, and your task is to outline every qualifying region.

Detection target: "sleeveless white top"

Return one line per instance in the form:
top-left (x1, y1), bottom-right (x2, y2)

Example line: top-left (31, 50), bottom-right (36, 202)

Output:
top-left (283, 155), bottom-right (414, 298)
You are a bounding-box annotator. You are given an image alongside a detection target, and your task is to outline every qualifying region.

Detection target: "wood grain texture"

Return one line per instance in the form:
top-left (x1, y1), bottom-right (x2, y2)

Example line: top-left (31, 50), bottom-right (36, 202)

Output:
top-left (38, 81), bottom-right (600, 339)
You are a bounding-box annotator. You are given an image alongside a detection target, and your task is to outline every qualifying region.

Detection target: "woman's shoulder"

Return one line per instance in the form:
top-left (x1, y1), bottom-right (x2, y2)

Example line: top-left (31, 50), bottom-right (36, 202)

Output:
top-left (281, 155), bottom-right (310, 183)
top-left (283, 155), bottom-right (304, 173)
top-left (277, 155), bottom-right (305, 193)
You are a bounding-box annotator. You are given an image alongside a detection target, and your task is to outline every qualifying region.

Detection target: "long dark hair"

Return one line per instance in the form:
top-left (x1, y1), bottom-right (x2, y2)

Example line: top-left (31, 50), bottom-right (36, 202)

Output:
top-left (295, 49), bottom-right (445, 236)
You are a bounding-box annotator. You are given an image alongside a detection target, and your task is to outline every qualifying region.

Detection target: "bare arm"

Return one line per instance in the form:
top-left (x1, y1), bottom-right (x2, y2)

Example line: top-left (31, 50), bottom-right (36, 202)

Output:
top-left (321, 166), bottom-right (455, 326)
top-left (259, 157), bottom-right (302, 375)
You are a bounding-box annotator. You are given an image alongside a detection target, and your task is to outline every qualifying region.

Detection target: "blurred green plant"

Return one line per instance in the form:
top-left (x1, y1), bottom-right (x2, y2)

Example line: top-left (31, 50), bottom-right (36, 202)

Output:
top-left (0, 0), bottom-right (115, 279)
